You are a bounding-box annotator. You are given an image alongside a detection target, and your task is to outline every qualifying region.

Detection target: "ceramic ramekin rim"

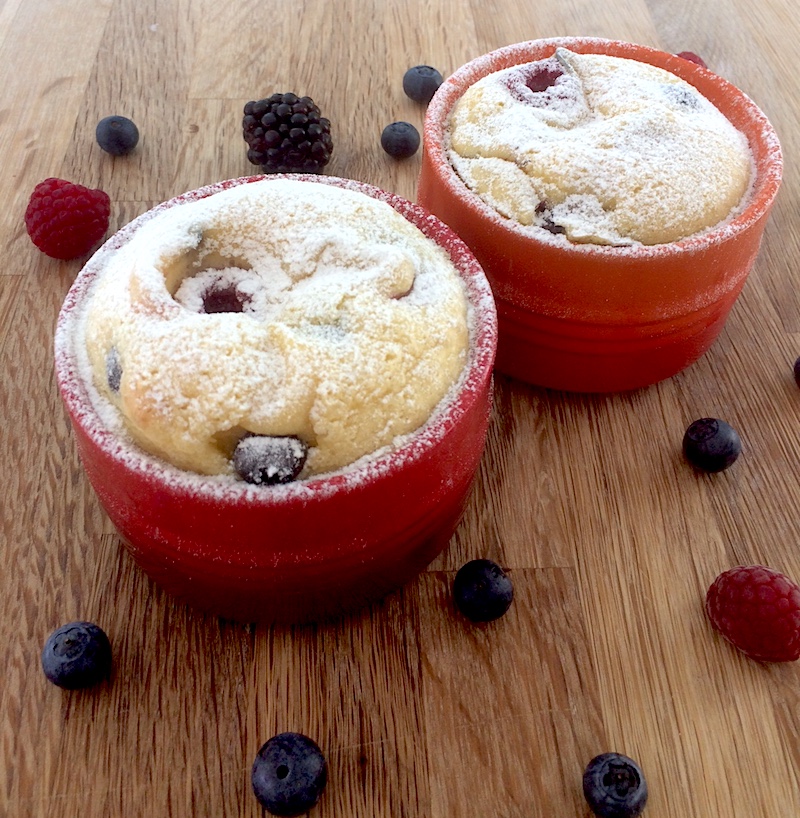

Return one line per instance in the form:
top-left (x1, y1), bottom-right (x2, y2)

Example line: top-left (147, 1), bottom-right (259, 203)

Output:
top-left (424, 36), bottom-right (783, 259)
top-left (54, 174), bottom-right (498, 506)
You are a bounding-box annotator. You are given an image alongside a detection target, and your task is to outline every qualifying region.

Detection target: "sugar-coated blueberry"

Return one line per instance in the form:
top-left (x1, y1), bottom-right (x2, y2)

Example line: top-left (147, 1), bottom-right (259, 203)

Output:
top-left (41, 621), bottom-right (112, 689)
top-left (234, 435), bottom-right (308, 485)
top-left (453, 559), bottom-right (513, 622)
top-left (96, 115), bottom-right (140, 156)
top-left (583, 752), bottom-right (648, 818)
top-left (682, 417), bottom-right (742, 472)
top-left (106, 346), bottom-right (122, 392)
top-left (403, 65), bottom-right (444, 104)
top-left (251, 732), bottom-right (327, 816)
top-left (381, 122), bottom-right (420, 159)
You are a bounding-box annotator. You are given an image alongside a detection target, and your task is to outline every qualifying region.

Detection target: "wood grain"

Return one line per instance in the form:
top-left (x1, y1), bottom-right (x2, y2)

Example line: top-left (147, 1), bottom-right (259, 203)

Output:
top-left (2, 0), bottom-right (800, 815)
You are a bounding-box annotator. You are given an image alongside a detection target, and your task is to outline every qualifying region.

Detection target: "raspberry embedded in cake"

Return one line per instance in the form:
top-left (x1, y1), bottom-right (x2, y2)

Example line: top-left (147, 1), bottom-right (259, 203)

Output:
top-left (522, 61), bottom-right (563, 93)
top-left (504, 56), bottom-right (568, 105)
top-left (201, 280), bottom-right (249, 314)
top-left (173, 267), bottom-right (255, 315)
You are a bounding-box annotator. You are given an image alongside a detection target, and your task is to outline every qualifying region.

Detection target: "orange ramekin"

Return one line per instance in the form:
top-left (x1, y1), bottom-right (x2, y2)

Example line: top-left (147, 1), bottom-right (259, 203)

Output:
top-left (418, 37), bottom-right (782, 392)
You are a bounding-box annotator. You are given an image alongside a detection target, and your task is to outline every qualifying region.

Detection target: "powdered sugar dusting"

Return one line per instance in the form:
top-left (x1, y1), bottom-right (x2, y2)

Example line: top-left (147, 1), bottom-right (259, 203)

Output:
top-left (79, 178), bottom-right (471, 478)
top-left (447, 48), bottom-right (752, 246)
top-left (424, 37), bottom-right (782, 262)
top-left (54, 175), bottom-right (498, 504)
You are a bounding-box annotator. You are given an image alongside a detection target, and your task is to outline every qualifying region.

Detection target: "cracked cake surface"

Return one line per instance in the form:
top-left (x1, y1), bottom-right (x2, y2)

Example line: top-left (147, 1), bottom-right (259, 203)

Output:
top-left (81, 178), bottom-right (470, 478)
top-left (446, 48), bottom-right (752, 246)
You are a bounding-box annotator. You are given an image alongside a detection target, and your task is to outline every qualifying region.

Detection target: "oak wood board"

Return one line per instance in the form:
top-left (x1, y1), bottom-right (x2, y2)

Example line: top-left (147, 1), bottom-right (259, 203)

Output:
top-left (2, 1), bottom-right (800, 816)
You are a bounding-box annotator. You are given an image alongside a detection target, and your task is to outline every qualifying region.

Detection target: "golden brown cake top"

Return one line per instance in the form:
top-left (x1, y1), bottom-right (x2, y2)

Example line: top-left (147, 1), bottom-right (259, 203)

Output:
top-left (81, 179), bottom-right (469, 478)
top-left (447, 48), bottom-right (752, 245)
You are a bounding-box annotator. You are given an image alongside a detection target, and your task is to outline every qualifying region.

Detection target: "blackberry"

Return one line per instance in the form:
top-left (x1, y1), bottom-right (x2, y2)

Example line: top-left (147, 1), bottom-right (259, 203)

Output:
top-left (682, 417), bottom-right (741, 472)
top-left (583, 752), bottom-right (648, 818)
top-left (41, 621), bottom-right (112, 689)
top-left (243, 93), bottom-right (333, 174)
top-left (453, 559), bottom-right (513, 622)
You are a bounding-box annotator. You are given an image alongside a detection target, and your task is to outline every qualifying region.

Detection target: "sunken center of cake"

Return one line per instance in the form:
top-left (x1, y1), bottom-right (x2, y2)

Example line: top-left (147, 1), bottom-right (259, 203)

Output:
top-left (446, 48), bottom-right (752, 246)
top-left (82, 179), bottom-right (469, 479)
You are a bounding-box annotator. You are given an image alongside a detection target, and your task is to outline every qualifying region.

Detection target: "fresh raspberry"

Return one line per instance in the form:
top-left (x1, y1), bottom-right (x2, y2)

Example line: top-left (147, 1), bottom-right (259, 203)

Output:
top-left (24, 177), bottom-right (111, 260)
top-left (676, 51), bottom-right (708, 69)
top-left (705, 565), bottom-right (800, 662)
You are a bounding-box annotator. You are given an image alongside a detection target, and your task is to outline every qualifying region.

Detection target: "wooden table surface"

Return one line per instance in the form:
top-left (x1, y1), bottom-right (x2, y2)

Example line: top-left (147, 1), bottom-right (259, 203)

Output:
top-left (3, 1), bottom-right (800, 816)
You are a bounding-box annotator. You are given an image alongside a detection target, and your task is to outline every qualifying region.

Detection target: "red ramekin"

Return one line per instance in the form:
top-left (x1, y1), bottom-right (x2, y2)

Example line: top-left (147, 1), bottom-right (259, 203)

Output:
top-left (55, 175), bottom-right (497, 623)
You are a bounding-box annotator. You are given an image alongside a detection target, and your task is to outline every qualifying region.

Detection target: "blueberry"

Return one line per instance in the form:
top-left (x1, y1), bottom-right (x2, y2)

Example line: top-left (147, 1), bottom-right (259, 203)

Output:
top-left (233, 435), bottom-right (308, 485)
top-left (106, 346), bottom-right (122, 392)
top-left (41, 621), bottom-right (112, 689)
top-left (583, 752), bottom-right (648, 818)
top-left (402, 65), bottom-right (444, 104)
top-left (453, 559), bottom-right (513, 622)
top-left (663, 85), bottom-right (699, 109)
top-left (251, 732), bottom-right (327, 816)
top-left (96, 115), bottom-right (140, 156)
top-left (380, 122), bottom-right (420, 159)
top-left (793, 356), bottom-right (800, 387)
top-left (682, 417), bottom-right (742, 472)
